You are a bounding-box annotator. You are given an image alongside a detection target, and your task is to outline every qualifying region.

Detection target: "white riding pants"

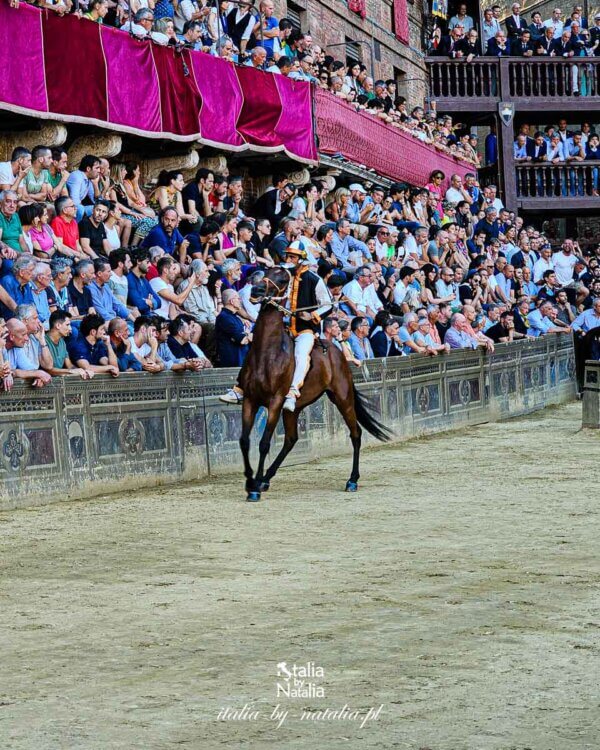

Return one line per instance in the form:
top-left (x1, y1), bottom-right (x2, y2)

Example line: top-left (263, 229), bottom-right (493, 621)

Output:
top-left (289, 330), bottom-right (315, 395)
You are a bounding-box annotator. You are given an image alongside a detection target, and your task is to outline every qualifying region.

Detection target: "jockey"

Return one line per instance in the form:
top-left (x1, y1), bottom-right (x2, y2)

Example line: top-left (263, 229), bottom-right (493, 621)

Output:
top-left (218, 243), bottom-right (332, 409)
top-left (281, 243), bottom-right (333, 412)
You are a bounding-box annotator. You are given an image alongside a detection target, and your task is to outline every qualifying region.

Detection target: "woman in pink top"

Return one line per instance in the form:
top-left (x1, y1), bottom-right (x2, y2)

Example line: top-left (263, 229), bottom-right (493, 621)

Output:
top-left (21, 204), bottom-right (61, 259)
top-left (425, 170), bottom-right (445, 219)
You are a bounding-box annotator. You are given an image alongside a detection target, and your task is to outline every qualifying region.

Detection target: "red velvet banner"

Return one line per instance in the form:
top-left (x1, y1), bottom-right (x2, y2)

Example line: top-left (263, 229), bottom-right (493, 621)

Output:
top-left (394, 0), bottom-right (410, 45)
top-left (0, 1), bottom-right (317, 164)
top-left (315, 89), bottom-right (471, 188)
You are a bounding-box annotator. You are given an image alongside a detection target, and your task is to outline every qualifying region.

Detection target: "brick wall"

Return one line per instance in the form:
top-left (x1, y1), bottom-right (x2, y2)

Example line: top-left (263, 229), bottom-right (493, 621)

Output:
top-left (273, 0), bottom-right (429, 107)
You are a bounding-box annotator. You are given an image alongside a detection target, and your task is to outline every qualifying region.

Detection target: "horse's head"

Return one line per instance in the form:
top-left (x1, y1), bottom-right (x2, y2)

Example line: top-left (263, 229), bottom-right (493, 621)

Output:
top-left (251, 265), bottom-right (291, 304)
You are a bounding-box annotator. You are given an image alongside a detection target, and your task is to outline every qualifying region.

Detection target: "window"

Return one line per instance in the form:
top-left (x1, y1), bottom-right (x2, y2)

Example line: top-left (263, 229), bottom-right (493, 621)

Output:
top-left (346, 39), bottom-right (361, 63)
top-left (286, 1), bottom-right (305, 32)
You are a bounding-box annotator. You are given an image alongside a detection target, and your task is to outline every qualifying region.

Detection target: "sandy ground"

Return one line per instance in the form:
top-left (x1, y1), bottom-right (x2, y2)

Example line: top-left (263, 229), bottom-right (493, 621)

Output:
top-left (1, 401), bottom-right (599, 750)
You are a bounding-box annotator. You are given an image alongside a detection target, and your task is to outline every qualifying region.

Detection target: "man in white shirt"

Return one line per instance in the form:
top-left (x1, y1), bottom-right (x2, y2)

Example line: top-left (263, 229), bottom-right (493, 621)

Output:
top-left (0, 147), bottom-right (32, 193)
top-left (445, 174), bottom-right (472, 205)
top-left (342, 266), bottom-right (382, 322)
top-left (150, 257), bottom-right (197, 320)
top-left (129, 315), bottom-right (165, 372)
top-left (552, 239), bottom-right (579, 286)
top-left (533, 245), bottom-right (555, 283)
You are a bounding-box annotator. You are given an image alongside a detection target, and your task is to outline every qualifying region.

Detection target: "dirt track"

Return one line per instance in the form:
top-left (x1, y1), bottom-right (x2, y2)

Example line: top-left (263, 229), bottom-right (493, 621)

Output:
top-left (1, 402), bottom-right (599, 750)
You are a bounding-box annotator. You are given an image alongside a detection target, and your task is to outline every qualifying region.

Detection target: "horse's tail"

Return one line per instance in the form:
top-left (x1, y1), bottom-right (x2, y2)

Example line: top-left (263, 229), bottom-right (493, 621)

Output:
top-left (353, 386), bottom-right (394, 442)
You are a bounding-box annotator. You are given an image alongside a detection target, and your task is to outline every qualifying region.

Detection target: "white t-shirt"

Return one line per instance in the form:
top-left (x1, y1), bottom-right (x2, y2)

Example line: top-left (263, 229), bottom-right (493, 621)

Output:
top-left (150, 277), bottom-right (173, 319)
top-left (129, 337), bottom-right (151, 358)
top-left (533, 257), bottom-right (554, 284)
top-left (0, 161), bottom-right (14, 187)
top-left (445, 187), bottom-right (464, 204)
top-left (552, 251), bottom-right (577, 286)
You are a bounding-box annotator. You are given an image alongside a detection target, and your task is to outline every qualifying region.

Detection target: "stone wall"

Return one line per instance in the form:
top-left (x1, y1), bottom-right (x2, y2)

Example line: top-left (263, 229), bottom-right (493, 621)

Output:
top-left (0, 336), bottom-right (576, 510)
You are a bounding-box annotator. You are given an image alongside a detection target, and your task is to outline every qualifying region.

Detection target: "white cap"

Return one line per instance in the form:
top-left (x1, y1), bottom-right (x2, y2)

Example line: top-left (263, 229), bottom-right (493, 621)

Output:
top-left (349, 183), bottom-right (367, 193)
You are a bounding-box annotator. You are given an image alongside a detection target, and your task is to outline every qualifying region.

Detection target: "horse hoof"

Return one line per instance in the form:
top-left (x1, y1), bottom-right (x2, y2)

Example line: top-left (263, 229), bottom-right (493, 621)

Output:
top-left (345, 481), bottom-right (358, 493)
top-left (258, 481), bottom-right (270, 492)
top-left (246, 491), bottom-right (261, 502)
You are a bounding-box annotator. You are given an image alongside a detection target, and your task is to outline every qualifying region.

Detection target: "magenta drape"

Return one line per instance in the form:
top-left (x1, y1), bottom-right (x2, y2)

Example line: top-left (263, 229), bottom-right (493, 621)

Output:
top-left (102, 27), bottom-right (162, 133)
top-left (0, 1), bottom-right (317, 163)
top-left (394, 0), bottom-right (410, 45)
top-left (315, 89), bottom-right (471, 187)
top-left (0, 2), bottom-right (47, 112)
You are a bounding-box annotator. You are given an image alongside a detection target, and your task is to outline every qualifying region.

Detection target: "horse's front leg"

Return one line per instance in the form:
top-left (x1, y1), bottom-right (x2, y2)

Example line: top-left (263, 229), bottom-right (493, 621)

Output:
top-left (240, 399), bottom-right (258, 497)
top-left (248, 400), bottom-right (283, 502)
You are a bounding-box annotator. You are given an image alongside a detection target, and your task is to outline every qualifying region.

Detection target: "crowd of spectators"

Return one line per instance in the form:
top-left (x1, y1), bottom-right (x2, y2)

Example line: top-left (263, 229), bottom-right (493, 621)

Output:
top-left (512, 120), bottom-right (600, 196)
top-left (1, 142), bottom-right (598, 393)
top-left (431, 3), bottom-right (600, 97)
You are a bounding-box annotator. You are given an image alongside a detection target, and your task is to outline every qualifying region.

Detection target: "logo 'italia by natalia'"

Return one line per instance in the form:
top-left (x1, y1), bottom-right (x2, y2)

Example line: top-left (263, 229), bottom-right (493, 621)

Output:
top-left (276, 662), bottom-right (326, 698)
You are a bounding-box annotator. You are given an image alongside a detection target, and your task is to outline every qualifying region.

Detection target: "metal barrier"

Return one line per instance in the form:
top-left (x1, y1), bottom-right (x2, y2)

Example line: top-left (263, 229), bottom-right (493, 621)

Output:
top-left (0, 336), bottom-right (576, 509)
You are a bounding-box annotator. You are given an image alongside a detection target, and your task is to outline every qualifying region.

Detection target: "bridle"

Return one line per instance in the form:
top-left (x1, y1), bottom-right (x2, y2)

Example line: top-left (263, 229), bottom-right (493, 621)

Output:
top-left (261, 267), bottom-right (292, 303)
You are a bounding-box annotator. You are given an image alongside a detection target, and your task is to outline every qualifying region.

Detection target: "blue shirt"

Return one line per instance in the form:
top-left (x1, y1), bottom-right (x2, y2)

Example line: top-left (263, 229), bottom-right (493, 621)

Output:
top-left (31, 287), bottom-right (51, 326)
top-left (260, 15), bottom-right (279, 57)
top-left (347, 332), bottom-right (373, 361)
top-left (330, 232), bottom-right (370, 266)
top-left (141, 225), bottom-right (184, 256)
top-left (444, 327), bottom-right (479, 349)
top-left (0, 275), bottom-right (34, 319)
top-left (6, 345), bottom-right (38, 371)
top-left (398, 326), bottom-right (415, 355)
top-left (514, 141), bottom-right (528, 159)
top-left (528, 308), bottom-right (554, 336)
top-left (88, 280), bottom-right (129, 322)
top-left (127, 271), bottom-right (161, 315)
top-left (66, 170), bottom-right (94, 207)
top-left (572, 308), bottom-right (600, 332)
top-left (67, 334), bottom-right (108, 365)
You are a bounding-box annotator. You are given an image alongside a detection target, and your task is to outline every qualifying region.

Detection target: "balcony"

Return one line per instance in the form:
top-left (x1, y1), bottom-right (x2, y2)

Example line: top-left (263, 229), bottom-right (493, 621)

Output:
top-left (515, 160), bottom-right (600, 211)
top-left (427, 57), bottom-right (600, 111)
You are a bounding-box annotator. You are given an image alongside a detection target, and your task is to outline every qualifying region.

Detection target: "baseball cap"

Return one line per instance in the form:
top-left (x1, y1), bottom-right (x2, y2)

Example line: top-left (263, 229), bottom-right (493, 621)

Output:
top-left (349, 183), bottom-right (367, 193)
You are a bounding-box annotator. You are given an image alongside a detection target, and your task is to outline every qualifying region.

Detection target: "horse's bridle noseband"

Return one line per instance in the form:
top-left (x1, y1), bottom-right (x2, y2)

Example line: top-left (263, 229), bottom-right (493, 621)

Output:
top-left (262, 268), bottom-right (292, 302)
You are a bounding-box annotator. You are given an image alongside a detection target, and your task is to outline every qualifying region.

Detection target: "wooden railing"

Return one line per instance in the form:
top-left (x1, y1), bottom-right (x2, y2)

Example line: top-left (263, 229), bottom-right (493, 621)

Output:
top-left (427, 56), bottom-right (600, 101)
top-left (515, 160), bottom-right (600, 198)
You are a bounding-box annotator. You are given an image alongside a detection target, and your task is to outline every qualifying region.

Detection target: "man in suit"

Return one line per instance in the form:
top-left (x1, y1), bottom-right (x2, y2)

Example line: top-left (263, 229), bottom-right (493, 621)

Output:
top-left (505, 2), bottom-right (528, 40)
top-left (437, 25), bottom-right (466, 57)
top-left (526, 132), bottom-right (549, 196)
top-left (252, 182), bottom-right (296, 228)
top-left (486, 31), bottom-right (511, 56)
top-left (512, 28), bottom-right (536, 55)
top-left (529, 11), bottom-right (546, 41)
top-left (526, 132), bottom-right (549, 161)
top-left (550, 31), bottom-right (578, 94)
top-left (370, 317), bottom-right (403, 358)
top-left (536, 24), bottom-right (556, 53)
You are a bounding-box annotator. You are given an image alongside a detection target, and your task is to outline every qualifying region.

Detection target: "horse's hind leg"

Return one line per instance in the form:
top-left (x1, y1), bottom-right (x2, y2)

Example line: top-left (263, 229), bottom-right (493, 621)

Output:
top-left (260, 409), bottom-right (299, 491)
top-left (328, 387), bottom-right (362, 492)
top-left (240, 399), bottom-right (258, 497)
top-left (250, 401), bottom-right (283, 502)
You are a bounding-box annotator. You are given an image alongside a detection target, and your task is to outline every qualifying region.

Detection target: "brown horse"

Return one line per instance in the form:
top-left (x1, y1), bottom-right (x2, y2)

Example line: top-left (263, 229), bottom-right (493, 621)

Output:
top-left (238, 266), bottom-right (392, 502)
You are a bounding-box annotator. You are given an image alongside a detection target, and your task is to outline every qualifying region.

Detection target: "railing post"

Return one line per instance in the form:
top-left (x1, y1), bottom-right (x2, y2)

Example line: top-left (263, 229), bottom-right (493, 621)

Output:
top-left (499, 114), bottom-right (518, 211)
top-left (498, 57), bottom-right (510, 101)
